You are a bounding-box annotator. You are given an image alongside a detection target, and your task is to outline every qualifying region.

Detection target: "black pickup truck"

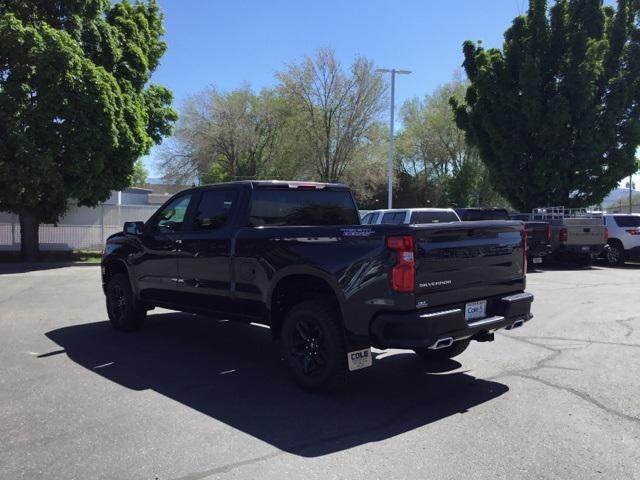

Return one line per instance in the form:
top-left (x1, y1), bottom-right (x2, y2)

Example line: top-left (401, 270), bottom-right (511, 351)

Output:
top-left (456, 208), bottom-right (552, 268)
top-left (509, 214), bottom-right (554, 267)
top-left (102, 181), bottom-right (534, 391)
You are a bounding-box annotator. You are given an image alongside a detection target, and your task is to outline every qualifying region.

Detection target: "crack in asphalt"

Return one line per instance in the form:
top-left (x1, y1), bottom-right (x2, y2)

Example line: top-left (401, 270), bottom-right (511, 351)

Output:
top-left (495, 333), bottom-right (640, 425)
top-left (615, 317), bottom-right (638, 338)
top-left (513, 373), bottom-right (640, 425)
top-left (515, 335), bottom-right (640, 349)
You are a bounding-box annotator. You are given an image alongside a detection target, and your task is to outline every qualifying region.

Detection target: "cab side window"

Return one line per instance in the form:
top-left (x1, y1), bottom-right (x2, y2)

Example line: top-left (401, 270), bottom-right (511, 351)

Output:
top-left (192, 190), bottom-right (238, 231)
top-left (152, 194), bottom-right (192, 233)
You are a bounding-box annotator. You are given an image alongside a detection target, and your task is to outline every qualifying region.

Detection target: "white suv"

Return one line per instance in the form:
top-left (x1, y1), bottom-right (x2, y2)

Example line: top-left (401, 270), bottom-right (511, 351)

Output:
top-left (602, 214), bottom-right (640, 265)
top-left (361, 208), bottom-right (461, 225)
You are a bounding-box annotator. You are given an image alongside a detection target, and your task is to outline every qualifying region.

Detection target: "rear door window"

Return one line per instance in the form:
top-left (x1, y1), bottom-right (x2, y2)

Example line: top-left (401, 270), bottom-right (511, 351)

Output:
top-left (381, 212), bottom-right (407, 224)
top-left (249, 189), bottom-right (359, 226)
top-left (192, 190), bottom-right (238, 231)
top-left (410, 211), bottom-right (459, 223)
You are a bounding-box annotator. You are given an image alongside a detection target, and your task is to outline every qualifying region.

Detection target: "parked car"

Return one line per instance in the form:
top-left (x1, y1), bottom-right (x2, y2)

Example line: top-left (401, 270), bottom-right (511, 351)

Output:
top-left (532, 207), bottom-right (606, 266)
top-left (601, 214), bottom-right (640, 265)
top-left (362, 208), bottom-right (460, 225)
top-left (102, 181), bottom-right (533, 391)
top-left (509, 213), bottom-right (553, 267)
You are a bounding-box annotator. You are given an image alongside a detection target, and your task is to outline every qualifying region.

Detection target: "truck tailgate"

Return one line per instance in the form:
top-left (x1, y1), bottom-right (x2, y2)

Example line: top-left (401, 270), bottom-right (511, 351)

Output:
top-left (561, 219), bottom-right (606, 246)
top-left (413, 221), bottom-right (525, 309)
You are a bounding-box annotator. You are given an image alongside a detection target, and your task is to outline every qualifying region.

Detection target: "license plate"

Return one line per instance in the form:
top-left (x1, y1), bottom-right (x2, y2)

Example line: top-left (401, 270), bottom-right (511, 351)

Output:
top-left (347, 348), bottom-right (372, 371)
top-left (582, 246), bottom-right (590, 252)
top-left (465, 300), bottom-right (487, 321)
top-left (533, 257), bottom-right (542, 264)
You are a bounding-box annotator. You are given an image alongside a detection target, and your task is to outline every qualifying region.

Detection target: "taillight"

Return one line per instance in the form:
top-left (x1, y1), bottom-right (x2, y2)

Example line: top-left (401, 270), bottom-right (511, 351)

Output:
top-left (521, 229), bottom-right (528, 274)
top-left (559, 228), bottom-right (568, 242)
top-left (604, 227), bottom-right (609, 241)
top-left (547, 225), bottom-right (552, 241)
top-left (386, 235), bottom-right (415, 293)
top-left (626, 228), bottom-right (640, 236)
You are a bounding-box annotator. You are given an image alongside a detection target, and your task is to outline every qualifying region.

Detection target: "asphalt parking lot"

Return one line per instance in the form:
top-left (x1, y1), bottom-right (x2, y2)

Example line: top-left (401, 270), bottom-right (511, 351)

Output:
top-left (1, 264), bottom-right (639, 480)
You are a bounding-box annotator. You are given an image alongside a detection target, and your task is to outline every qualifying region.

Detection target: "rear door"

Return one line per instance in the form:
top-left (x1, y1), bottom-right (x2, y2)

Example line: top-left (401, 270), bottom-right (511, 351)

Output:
top-left (176, 188), bottom-right (239, 314)
top-left (413, 221), bottom-right (525, 309)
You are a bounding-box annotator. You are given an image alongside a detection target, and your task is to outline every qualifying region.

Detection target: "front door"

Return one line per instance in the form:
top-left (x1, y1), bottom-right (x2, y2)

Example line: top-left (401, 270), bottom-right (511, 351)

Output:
top-left (134, 193), bottom-right (193, 305)
top-left (176, 189), bottom-right (238, 315)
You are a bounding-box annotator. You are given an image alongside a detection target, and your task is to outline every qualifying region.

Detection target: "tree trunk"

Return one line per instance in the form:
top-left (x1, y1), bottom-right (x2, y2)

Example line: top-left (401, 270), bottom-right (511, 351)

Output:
top-left (19, 210), bottom-right (41, 262)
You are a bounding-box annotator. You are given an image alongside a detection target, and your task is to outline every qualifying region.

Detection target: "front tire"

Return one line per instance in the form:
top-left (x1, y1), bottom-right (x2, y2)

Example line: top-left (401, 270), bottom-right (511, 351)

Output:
top-left (414, 339), bottom-right (470, 362)
top-left (106, 273), bottom-right (146, 331)
top-left (281, 299), bottom-right (348, 392)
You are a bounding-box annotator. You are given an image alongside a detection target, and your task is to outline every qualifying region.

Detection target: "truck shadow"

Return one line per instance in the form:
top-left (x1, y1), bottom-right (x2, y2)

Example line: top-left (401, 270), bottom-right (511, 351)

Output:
top-left (44, 312), bottom-right (509, 457)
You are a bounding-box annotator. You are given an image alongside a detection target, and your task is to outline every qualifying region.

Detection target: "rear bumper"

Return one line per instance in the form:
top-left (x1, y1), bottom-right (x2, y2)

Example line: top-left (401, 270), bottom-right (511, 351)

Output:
top-left (370, 292), bottom-right (534, 349)
top-left (557, 244), bottom-right (604, 257)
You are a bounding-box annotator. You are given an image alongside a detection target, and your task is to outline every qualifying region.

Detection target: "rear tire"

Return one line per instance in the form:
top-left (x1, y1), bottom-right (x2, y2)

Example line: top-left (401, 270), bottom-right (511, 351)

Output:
top-left (414, 339), bottom-right (470, 361)
top-left (281, 299), bottom-right (348, 392)
top-left (106, 273), bottom-right (146, 332)
top-left (606, 241), bottom-right (626, 266)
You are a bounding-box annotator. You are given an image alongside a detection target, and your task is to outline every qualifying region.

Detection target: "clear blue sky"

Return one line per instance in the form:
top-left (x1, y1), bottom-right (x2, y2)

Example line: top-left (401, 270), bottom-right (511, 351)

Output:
top-left (145, 0), bottom-right (618, 177)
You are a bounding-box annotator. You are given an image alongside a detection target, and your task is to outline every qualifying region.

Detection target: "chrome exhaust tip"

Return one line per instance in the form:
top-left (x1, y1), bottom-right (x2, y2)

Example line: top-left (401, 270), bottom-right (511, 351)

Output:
top-left (506, 318), bottom-right (525, 330)
top-left (429, 336), bottom-right (454, 350)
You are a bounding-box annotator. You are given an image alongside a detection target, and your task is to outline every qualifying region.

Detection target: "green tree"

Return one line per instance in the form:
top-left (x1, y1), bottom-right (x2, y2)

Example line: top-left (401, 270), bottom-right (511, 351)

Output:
top-left (396, 77), bottom-right (505, 208)
top-left (443, 158), bottom-right (510, 208)
top-left (277, 48), bottom-right (387, 183)
top-left (0, 0), bottom-right (176, 259)
top-left (129, 160), bottom-right (149, 187)
top-left (451, 0), bottom-right (640, 211)
top-left (200, 162), bottom-right (229, 184)
top-left (159, 87), bottom-right (285, 183)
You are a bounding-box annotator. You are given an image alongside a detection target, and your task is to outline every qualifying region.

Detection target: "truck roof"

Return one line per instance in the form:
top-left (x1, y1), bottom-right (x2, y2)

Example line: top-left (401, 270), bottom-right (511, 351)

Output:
top-left (196, 180), bottom-right (351, 191)
top-left (369, 207), bottom-right (457, 213)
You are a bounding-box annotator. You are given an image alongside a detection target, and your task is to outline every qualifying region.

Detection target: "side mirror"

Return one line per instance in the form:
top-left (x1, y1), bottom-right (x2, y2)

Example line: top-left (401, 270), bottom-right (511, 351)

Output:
top-left (123, 221), bottom-right (144, 236)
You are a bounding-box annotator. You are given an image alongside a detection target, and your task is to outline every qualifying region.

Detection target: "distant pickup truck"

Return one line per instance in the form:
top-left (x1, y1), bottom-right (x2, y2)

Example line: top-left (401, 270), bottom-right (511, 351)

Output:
top-left (101, 181), bottom-right (533, 391)
top-left (456, 208), bottom-right (552, 267)
top-left (532, 207), bottom-right (606, 266)
top-left (509, 214), bottom-right (554, 267)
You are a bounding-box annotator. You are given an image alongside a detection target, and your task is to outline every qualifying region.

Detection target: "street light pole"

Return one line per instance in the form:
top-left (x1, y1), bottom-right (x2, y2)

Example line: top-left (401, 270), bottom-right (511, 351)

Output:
top-left (376, 68), bottom-right (411, 209)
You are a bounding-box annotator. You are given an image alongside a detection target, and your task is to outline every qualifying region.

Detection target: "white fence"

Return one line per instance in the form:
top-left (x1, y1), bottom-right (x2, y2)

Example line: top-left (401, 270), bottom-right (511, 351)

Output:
top-left (0, 204), bottom-right (157, 251)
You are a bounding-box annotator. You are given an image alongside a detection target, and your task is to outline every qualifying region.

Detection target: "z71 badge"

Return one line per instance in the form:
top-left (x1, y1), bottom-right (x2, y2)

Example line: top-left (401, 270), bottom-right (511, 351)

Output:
top-left (347, 348), bottom-right (373, 371)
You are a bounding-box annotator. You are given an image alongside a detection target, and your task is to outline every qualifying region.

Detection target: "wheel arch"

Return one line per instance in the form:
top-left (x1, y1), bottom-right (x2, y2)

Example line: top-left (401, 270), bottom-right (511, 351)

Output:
top-left (268, 268), bottom-right (345, 340)
top-left (102, 258), bottom-right (134, 294)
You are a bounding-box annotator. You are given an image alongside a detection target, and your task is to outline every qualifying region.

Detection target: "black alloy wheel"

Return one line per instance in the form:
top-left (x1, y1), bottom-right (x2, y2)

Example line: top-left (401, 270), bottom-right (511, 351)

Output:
top-left (281, 299), bottom-right (348, 391)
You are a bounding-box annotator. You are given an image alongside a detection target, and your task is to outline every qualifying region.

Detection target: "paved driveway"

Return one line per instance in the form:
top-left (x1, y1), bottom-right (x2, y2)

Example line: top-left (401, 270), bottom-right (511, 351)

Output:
top-left (1, 264), bottom-right (638, 479)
